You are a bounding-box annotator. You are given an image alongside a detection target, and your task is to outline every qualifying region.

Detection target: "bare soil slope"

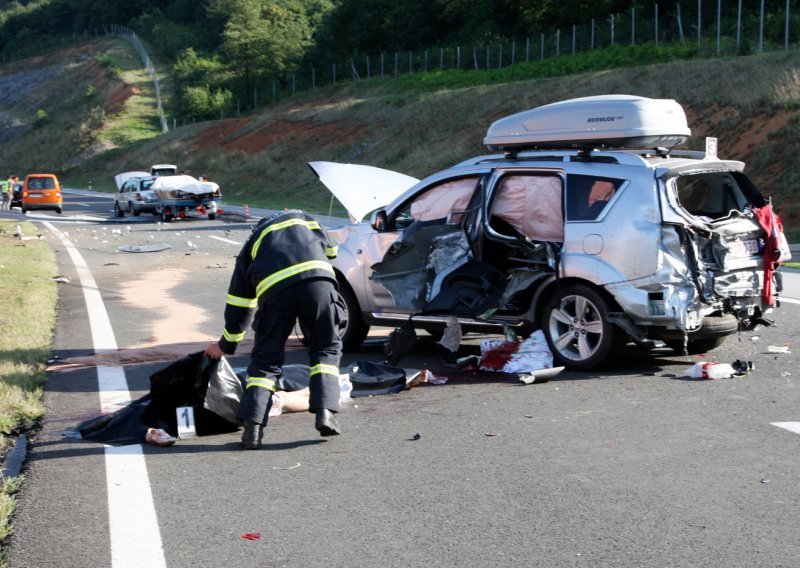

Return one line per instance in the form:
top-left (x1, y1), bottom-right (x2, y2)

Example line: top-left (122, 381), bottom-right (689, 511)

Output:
top-left (3, 43), bottom-right (800, 229)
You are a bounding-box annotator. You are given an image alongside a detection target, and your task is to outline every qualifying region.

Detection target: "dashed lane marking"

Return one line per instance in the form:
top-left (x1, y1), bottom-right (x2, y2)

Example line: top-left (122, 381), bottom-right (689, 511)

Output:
top-left (44, 221), bottom-right (167, 568)
top-left (771, 422), bottom-right (800, 435)
top-left (208, 235), bottom-right (242, 245)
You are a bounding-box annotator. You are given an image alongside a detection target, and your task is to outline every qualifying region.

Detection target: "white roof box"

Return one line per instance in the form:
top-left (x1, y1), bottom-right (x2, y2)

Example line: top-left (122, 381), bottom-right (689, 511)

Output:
top-left (484, 95), bottom-right (691, 151)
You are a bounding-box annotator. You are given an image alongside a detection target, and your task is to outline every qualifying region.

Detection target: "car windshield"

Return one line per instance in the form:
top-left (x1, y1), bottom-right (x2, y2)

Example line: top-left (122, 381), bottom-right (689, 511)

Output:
top-left (29, 177), bottom-right (55, 190)
top-left (141, 179), bottom-right (154, 190)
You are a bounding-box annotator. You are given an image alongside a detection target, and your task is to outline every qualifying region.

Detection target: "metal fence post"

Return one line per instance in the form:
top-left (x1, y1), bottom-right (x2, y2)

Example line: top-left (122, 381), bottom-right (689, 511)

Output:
top-left (556, 30), bottom-right (560, 56)
top-left (408, 50), bottom-right (412, 73)
top-left (541, 33), bottom-right (545, 59)
top-left (611, 14), bottom-right (615, 46)
top-left (457, 46), bottom-right (461, 68)
top-left (655, 4), bottom-right (659, 47)
top-left (511, 40), bottom-right (516, 65)
top-left (759, 0), bottom-right (765, 53)
top-left (312, 67), bottom-right (315, 89)
top-left (526, 37), bottom-right (530, 61)
top-left (486, 45), bottom-right (490, 69)
top-left (631, 7), bottom-right (635, 45)
top-left (592, 18), bottom-right (595, 49)
top-left (394, 52), bottom-right (398, 77)
top-left (737, 0), bottom-right (742, 51)
top-left (677, 2), bottom-right (686, 45)
top-left (785, 0), bottom-right (790, 51)
top-left (572, 25), bottom-right (576, 54)
top-left (498, 44), bottom-right (503, 67)
top-left (440, 48), bottom-right (444, 70)
top-left (697, 0), bottom-right (702, 49)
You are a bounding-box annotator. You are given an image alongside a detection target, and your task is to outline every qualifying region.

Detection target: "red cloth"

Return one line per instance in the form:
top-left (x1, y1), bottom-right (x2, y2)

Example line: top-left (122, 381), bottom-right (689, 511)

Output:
top-left (754, 204), bottom-right (785, 307)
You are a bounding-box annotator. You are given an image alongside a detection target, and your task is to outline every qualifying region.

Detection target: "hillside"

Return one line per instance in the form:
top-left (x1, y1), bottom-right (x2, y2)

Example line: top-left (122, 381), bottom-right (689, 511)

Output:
top-left (2, 40), bottom-right (800, 233)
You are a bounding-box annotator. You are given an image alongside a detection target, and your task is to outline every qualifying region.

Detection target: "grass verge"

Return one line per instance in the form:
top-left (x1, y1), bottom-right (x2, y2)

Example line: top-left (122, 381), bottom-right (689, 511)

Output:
top-left (0, 219), bottom-right (57, 567)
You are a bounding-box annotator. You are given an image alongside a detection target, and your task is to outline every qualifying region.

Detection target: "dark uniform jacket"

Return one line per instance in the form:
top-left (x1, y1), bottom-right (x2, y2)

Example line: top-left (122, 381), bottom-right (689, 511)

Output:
top-left (218, 210), bottom-right (338, 354)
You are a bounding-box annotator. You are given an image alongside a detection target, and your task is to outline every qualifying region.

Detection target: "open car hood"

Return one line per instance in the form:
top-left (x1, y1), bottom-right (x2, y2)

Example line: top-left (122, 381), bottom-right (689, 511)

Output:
top-left (308, 161), bottom-right (419, 222)
top-left (114, 171), bottom-right (150, 191)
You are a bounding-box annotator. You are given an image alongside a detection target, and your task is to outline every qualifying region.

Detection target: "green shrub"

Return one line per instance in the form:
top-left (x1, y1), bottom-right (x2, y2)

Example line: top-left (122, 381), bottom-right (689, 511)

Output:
top-left (33, 109), bottom-right (48, 127)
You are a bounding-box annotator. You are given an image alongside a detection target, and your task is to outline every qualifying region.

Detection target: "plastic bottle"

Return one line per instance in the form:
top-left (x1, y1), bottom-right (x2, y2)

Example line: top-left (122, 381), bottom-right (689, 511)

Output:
top-left (686, 362), bottom-right (735, 379)
top-left (701, 362), bottom-right (735, 379)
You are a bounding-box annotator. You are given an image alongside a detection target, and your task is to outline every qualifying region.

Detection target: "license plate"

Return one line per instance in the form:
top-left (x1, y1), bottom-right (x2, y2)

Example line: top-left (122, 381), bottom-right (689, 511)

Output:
top-left (28, 193), bottom-right (42, 199)
top-left (728, 238), bottom-right (759, 258)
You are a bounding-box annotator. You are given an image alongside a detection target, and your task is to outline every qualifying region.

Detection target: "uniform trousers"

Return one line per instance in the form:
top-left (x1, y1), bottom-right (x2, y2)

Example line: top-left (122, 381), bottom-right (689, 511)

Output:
top-left (236, 278), bottom-right (342, 425)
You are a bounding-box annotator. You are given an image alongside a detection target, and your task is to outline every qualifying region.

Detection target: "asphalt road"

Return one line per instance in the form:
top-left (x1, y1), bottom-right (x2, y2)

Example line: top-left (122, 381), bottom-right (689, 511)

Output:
top-left (6, 191), bottom-right (800, 567)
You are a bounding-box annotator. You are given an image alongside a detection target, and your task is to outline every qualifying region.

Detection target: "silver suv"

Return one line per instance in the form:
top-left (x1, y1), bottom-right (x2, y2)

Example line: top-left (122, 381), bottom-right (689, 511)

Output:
top-left (316, 95), bottom-right (791, 370)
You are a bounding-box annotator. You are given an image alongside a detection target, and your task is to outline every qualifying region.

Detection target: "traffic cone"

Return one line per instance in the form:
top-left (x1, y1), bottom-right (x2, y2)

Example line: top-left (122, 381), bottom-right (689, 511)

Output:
top-left (244, 203), bottom-right (250, 220)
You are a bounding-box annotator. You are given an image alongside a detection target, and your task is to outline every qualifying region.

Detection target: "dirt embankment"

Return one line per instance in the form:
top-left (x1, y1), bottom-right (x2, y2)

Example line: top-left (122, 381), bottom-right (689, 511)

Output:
top-left (3, 43), bottom-right (800, 228)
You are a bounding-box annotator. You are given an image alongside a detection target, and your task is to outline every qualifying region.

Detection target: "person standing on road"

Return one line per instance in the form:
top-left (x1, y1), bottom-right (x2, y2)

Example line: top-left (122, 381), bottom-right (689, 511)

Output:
top-left (204, 209), bottom-right (343, 450)
top-left (1, 176), bottom-right (11, 210)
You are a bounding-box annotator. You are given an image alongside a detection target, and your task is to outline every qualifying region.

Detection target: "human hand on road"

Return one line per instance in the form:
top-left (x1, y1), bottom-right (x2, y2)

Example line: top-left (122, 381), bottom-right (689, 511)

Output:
top-left (204, 342), bottom-right (224, 360)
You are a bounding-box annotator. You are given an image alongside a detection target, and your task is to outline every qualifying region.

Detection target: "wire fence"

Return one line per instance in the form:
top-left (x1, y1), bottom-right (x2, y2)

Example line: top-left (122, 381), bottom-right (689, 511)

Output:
top-left (107, 24), bottom-right (168, 134)
top-left (1, 0), bottom-right (798, 128)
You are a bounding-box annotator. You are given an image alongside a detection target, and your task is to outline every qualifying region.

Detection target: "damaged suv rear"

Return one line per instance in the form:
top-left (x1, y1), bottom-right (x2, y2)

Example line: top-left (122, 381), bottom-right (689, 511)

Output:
top-left (314, 95), bottom-right (791, 370)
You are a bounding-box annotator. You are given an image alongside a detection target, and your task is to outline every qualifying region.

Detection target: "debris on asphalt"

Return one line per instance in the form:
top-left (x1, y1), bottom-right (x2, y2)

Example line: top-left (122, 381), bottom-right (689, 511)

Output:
top-left (519, 366), bottom-right (565, 384)
top-left (117, 243), bottom-right (172, 253)
top-left (271, 463), bottom-right (301, 470)
top-left (242, 532), bottom-right (262, 540)
top-left (52, 275), bottom-right (70, 283)
top-left (411, 432), bottom-right (422, 440)
top-left (437, 316), bottom-right (462, 352)
top-left (731, 360), bottom-right (755, 375)
top-left (485, 431), bottom-right (500, 437)
top-left (480, 330), bottom-right (553, 374)
top-left (685, 362), bottom-right (737, 379)
top-left (766, 345), bottom-right (790, 354)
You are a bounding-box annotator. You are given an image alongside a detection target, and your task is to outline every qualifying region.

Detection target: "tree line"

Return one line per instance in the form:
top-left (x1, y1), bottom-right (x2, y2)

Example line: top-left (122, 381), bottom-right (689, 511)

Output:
top-left (1, 0), bottom-right (797, 120)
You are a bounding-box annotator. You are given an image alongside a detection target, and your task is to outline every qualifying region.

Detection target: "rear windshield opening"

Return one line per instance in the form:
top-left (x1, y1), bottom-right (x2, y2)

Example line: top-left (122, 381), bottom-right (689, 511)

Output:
top-left (28, 177), bottom-right (56, 190)
top-left (675, 172), bottom-right (749, 221)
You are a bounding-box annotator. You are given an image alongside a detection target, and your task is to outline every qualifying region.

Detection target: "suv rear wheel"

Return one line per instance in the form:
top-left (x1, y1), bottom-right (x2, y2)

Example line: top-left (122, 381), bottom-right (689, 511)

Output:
top-left (541, 284), bottom-right (622, 371)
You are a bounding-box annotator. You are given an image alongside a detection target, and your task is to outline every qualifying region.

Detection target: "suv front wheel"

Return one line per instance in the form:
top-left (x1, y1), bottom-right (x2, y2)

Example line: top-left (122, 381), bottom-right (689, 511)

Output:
top-left (541, 284), bottom-right (622, 371)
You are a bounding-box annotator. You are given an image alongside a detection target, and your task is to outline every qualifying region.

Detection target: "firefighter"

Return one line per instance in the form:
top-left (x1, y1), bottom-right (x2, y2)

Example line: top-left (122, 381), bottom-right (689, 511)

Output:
top-left (205, 209), bottom-right (343, 449)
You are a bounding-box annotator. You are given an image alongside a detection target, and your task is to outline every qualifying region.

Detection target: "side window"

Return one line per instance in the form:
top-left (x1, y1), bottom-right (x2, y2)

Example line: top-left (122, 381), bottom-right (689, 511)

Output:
top-left (566, 174), bottom-right (624, 221)
top-left (394, 176), bottom-right (480, 227)
top-left (488, 174), bottom-right (564, 242)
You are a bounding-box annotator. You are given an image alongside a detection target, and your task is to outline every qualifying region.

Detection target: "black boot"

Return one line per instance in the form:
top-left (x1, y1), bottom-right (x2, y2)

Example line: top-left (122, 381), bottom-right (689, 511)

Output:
top-left (315, 409), bottom-right (341, 436)
top-left (241, 420), bottom-right (264, 449)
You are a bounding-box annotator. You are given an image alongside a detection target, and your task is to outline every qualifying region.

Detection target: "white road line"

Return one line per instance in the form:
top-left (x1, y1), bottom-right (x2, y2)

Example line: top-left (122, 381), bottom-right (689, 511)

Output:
top-left (208, 234), bottom-right (242, 245)
top-left (780, 297), bottom-right (800, 305)
top-left (43, 221), bottom-right (167, 568)
top-left (771, 422), bottom-right (800, 435)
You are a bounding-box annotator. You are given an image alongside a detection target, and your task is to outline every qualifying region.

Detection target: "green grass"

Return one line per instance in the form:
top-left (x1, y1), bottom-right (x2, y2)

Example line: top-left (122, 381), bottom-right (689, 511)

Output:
top-left (0, 220), bottom-right (57, 566)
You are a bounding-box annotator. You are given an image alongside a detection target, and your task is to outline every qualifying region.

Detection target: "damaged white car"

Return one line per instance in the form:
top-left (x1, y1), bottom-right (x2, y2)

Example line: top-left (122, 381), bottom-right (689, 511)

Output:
top-left (312, 95), bottom-right (791, 370)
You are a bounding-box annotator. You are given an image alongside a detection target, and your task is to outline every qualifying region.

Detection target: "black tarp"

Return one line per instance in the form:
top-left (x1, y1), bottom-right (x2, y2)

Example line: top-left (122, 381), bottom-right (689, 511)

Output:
top-left (78, 352), bottom-right (242, 446)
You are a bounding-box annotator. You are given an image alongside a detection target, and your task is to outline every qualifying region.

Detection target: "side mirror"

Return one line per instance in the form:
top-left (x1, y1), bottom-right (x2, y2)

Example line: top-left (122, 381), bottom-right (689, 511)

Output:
top-left (370, 209), bottom-right (388, 231)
